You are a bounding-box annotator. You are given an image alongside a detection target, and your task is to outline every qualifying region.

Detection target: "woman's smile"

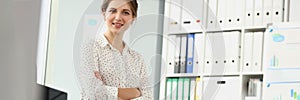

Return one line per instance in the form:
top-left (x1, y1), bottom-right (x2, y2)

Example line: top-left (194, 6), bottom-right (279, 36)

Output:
top-left (112, 22), bottom-right (124, 29)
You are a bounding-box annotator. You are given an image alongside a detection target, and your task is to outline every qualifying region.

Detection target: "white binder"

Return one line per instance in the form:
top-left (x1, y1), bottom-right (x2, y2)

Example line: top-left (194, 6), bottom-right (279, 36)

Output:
top-left (233, 0), bottom-right (244, 28)
top-left (189, 78), bottom-right (196, 100)
top-left (167, 35), bottom-right (176, 74)
top-left (181, 0), bottom-right (204, 32)
top-left (256, 80), bottom-right (262, 100)
top-left (263, 0), bottom-right (273, 25)
top-left (243, 32), bottom-right (254, 72)
top-left (194, 33), bottom-right (205, 74)
top-left (252, 32), bottom-right (263, 72)
top-left (226, 0), bottom-right (236, 28)
top-left (224, 31), bottom-right (241, 73)
top-left (206, 0), bottom-right (218, 30)
top-left (217, 0), bottom-right (227, 28)
top-left (168, 0), bottom-right (182, 33)
top-left (202, 0), bottom-right (208, 29)
top-left (183, 78), bottom-right (190, 99)
top-left (180, 35), bottom-right (187, 73)
top-left (289, 0), bottom-right (300, 22)
top-left (204, 33), bottom-right (214, 74)
top-left (205, 31), bottom-right (240, 74)
top-left (272, 0), bottom-right (284, 23)
top-left (245, 0), bottom-right (254, 26)
top-left (254, 0), bottom-right (263, 26)
top-left (212, 32), bottom-right (226, 75)
top-left (174, 35), bottom-right (181, 73)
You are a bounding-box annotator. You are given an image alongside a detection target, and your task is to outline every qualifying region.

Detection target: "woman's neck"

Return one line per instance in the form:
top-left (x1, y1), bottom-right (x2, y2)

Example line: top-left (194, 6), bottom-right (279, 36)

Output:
top-left (104, 31), bottom-right (125, 53)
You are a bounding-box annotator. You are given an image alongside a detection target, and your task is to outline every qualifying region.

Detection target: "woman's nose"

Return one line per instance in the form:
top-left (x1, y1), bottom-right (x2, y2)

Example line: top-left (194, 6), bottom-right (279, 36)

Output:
top-left (114, 12), bottom-right (122, 21)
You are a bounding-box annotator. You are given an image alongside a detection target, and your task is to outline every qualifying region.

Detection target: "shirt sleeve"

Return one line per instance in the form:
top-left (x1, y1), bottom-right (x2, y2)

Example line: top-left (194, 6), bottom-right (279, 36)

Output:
top-left (77, 38), bottom-right (118, 100)
top-left (131, 55), bottom-right (154, 100)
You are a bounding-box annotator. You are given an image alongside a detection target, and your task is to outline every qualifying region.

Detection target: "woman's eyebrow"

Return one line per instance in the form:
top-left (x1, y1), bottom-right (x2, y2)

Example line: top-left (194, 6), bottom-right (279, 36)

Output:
top-left (108, 8), bottom-right (116, 10)
top-left (123, 9), bottom-right (131, 12)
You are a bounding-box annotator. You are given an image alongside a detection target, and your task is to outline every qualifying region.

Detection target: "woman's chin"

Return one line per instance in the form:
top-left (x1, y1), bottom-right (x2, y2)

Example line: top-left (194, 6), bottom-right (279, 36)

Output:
top-left (111, 28), bottom-right (128, 34)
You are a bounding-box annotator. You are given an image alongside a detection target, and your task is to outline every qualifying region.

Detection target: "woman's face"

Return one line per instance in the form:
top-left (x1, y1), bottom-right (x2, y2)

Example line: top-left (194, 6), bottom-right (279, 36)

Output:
top-left (103, 0), bottom-right (134, 34)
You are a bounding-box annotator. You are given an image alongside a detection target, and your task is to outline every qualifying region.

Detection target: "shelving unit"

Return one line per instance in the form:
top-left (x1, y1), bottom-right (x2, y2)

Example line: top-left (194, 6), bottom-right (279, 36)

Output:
top-left (159, 0), bottom-right (291, 100)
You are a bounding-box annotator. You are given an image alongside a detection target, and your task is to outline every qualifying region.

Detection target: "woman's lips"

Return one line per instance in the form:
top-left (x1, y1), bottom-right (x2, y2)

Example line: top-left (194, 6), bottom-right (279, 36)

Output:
top-left (112, 22), bottom-right (123, 28)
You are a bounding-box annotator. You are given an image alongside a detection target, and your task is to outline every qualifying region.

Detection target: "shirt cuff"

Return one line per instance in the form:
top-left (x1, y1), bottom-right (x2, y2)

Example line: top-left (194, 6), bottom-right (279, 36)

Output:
top-left (105, 86), bottom-right (118, 99)
top-left (130, 96), bottom-right (143, 100)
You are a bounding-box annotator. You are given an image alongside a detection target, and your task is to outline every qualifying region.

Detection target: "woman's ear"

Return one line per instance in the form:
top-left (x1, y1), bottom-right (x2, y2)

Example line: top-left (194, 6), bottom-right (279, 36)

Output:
top-left (102, 12), bottom-right (106, 20)
top-left (101, 8), bottom-right (106, 19)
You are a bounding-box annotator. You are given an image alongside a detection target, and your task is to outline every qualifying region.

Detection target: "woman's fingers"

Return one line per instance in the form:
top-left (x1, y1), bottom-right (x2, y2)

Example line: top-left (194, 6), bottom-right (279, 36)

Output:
top-left (94, 71), bottom-right (103, 81)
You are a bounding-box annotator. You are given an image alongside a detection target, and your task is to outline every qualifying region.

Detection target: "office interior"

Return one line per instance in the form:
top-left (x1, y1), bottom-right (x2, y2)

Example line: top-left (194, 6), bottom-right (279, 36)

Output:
top-left (1, 0), bottom-right (300, 100)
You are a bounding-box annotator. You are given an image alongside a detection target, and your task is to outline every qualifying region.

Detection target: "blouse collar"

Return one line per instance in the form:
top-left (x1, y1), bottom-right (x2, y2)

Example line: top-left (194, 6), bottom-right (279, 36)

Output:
top-left (98, 34), bottom-right (133, 55)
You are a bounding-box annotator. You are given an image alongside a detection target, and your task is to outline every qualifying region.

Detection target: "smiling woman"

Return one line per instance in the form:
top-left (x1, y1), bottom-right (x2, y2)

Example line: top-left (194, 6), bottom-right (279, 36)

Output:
top-left (77, 0), bottom-right (153, 99)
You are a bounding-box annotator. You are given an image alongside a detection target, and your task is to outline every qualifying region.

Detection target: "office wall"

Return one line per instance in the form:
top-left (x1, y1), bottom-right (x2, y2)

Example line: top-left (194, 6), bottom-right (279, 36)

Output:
top-left (0, 0), bottom-right (45, 100)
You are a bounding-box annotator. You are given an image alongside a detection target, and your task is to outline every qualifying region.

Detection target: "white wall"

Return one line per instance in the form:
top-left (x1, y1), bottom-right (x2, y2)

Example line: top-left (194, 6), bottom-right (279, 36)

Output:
top-left (0, 0), bottom-right (46, 100)
top-left (44, 0), bottom-right (92, 99)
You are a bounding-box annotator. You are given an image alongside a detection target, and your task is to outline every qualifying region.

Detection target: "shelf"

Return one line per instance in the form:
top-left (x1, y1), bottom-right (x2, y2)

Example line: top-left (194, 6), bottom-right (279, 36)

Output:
top-left (167, 30), bottom-right (204, 35)
top-left (265, 67), bottom-right (300, 70)
top-left (166, 26), bottom-right (267, 34)
top-left (165, 73), bottom-right (199, 77)
top-left (244, 25), bottom-right (266, 29)
top-left (241, 72), bottom-right (264, 75)
top-left (202, 73), bottom-right (240, 77)
top-left (205, 27), bottom-right (242, 33)
top-left (243, 26), bottom-right (266, 31)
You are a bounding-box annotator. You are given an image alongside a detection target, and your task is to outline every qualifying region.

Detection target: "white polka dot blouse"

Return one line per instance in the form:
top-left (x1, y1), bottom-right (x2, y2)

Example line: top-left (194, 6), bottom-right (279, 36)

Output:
top-left (77, 34), bottom-right (153, 100)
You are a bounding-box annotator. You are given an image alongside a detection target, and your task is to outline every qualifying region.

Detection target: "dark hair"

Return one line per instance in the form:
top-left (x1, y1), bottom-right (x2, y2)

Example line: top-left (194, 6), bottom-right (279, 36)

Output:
top-left (101, 0), bottom-right (138, 17)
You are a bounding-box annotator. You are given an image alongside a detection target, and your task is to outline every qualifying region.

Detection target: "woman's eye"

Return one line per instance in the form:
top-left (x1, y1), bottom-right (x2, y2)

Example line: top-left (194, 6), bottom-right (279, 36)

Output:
top-left (123, 12), bottom-right (130, 15)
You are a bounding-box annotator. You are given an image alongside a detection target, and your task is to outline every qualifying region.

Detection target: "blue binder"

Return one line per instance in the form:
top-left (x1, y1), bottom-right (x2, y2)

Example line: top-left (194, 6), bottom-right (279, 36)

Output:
top-left (186, 34), bottom-right (195, 73)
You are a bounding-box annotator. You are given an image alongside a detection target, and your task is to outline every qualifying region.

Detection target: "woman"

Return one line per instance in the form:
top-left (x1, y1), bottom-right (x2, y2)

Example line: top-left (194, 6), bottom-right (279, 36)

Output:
top-left (77, 0), bottom-right (153, 99)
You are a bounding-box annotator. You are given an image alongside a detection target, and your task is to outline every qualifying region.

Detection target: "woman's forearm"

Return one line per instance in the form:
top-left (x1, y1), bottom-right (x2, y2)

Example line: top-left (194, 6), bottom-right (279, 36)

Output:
top-left (94, 71), bottom-right (141, 99)
top-left (118, 88), bottom-right (141, 100)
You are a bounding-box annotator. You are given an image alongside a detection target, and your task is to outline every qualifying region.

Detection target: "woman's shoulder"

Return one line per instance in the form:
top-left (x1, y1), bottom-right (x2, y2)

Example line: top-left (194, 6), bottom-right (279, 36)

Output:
top-left (81, 35), bottom-right (107, 49)
top-left (127, 48), bottom-right (144, 60)
top-left (128, 48), bottom-right (140, 55)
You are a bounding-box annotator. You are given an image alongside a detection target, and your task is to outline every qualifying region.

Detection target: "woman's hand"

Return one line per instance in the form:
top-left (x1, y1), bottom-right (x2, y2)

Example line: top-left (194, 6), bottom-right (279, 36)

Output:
top-left (118, 88), bottom-right (141, 100)
top-left (94, 71), bottom-right (141, 99)
top-left (94, 71), bottom-right (103, 81)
